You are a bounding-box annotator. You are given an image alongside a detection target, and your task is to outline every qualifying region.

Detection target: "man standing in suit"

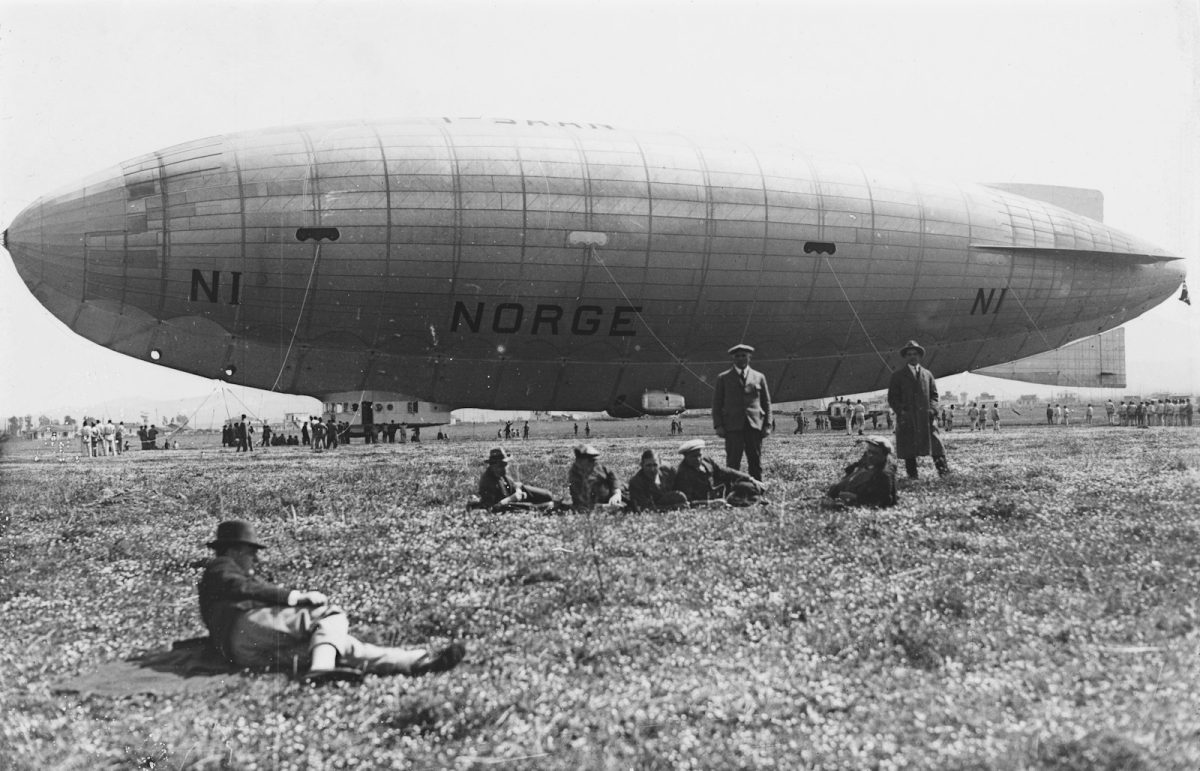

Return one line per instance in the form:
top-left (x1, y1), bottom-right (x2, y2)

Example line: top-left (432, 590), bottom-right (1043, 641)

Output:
top-left (886, 340), bottom-right (950, 479)
top-left (712, 343), bottom-right (772, 481)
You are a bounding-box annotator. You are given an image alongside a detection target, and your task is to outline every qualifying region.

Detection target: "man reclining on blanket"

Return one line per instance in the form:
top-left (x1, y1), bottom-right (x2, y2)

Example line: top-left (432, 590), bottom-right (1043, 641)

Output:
top-left (199, 520), bottom-right (465, 684)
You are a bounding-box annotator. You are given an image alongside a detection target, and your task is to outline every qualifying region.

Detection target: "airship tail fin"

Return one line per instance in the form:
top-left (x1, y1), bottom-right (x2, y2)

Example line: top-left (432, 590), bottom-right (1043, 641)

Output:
top-left (982, 183), bottom-right (1104, 221)
top-left (975, 328), bottom-right (1125, 388)
top-left (969, 245), bottom-right (1182, 265)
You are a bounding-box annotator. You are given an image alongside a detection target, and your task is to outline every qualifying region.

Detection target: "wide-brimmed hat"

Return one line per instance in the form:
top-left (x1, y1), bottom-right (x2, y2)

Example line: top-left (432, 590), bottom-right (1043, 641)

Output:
top-left (678, 438), bottom-right (706, 454)
top-left (857, 436), bottom-right (894, 454)
top-left (899, 340), bottom-right (925, 357)
top-left (727, 343), bottom-right (755, 355)
top-left (486, 447), bottom-right (512, 465)
top-left (207, 520), bottom-right (266, 550)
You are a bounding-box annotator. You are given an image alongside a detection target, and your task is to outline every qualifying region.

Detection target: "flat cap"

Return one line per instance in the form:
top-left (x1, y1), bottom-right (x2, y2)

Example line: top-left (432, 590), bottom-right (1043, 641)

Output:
top-left (575, 444), bottom-right (600, 458)
top-left (857, 435), bottom-right (894, 454)
top-left (678, 438), bottom-right (706, 454)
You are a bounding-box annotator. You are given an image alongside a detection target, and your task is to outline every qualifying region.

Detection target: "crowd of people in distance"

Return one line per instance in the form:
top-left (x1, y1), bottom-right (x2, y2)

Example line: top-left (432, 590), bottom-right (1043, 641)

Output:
top-left (949, 402), bottom-right (1002, 432)
top-left (77, 419), bottom-right (124, 456)
top-left (788, 399), bottom-right (891, 436)
top-left (1095, 398), bottom-right (1194, 427)
top-left (218, 415), bottom-right (433, 452)
top-left (844, 400), bottom-right (869, 435)
top-left (496, 421), bottom-right (530, 441)
top-left (75, 419), bottom-right (176, 456)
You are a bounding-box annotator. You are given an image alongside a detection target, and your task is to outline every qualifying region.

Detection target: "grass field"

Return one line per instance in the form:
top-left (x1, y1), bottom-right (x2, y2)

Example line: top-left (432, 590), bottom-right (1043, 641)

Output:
top-left (1, 421), bottom-right (1198, 769)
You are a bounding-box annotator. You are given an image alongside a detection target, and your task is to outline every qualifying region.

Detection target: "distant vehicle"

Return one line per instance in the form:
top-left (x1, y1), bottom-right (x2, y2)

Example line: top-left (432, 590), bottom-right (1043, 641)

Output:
top-left (322, 392), bottom-right (451, 438)
top-left (817, 400), bottom-right (889, 431)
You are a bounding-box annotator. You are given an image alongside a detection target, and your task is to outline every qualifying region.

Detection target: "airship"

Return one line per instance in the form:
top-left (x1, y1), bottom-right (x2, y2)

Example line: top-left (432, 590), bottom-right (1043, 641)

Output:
top-left (2, 117), bottom-right (1186, 421)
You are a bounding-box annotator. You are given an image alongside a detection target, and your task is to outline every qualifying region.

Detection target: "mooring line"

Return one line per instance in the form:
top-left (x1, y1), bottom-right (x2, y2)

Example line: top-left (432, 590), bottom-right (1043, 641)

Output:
top-left (823, 256), bottom-right (893, 372)
top-left (587, 245), bottom-right (716, 391)
top-left (270, 242), bottom-right (322, 392)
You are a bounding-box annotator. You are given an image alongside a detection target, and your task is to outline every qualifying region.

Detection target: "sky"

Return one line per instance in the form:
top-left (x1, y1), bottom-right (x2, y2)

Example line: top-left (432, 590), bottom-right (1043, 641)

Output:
top-left (1, 0), bottom-right (1197, 421)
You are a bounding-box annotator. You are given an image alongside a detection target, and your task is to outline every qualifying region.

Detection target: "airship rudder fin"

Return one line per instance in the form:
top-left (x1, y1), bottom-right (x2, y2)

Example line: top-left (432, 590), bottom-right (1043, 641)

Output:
top-left (982, 183), bottom-right (1104, 221)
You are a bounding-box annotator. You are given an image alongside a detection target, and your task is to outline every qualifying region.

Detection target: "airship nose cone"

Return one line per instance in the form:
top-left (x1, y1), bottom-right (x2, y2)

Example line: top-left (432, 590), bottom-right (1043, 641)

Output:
top-left (4, 163), bottom-right (132, 304)
top-left (3, 201), bottom-right (44, 285)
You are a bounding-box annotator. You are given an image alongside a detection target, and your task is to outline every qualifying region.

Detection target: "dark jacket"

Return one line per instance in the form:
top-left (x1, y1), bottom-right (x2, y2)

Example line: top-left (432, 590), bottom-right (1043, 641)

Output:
top-left (712, 366), bottom-right (771, 434)
top-left (198, 556), bottom-right (293, 661)
top-left (828, 457), bottom-right (898, 507)
top-left (569, 463), bottom-right (621, 509)
top-left (673, 457), bottom-right (757, 502)
top-left (627, 466), bottom-right (683, 511)
top-left (477, 469), bottom-right (523, 509)
top-left (887, 364), bottom-right (939, 458)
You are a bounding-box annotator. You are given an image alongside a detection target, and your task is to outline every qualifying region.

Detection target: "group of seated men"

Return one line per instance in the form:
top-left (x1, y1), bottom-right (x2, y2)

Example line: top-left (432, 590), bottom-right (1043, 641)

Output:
top-left (473, 434), bottom-right (898, 513)
top-left (472, 438), bottom-right (770, 513)
top-left (196, 435), bottom-right (897, 688)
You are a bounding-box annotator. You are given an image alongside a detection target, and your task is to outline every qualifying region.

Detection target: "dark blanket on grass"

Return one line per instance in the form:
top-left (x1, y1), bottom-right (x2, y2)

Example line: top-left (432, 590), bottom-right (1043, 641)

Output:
top-left (53, 638), bottom-right (249, 697)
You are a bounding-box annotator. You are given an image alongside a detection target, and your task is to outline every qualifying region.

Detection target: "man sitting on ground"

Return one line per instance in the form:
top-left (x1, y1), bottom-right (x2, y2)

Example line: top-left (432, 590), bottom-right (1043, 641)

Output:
top-left (199, 520), bottom-right (465, 684)
top-left (470, 447), bottom-right (560, 512)
top-left (627, 449), bottom-right (689, 512)
top-left (568, 444), bottom-right (626, 510)
top-left (826, 436), bottom-right (898, 508)
top-left (672, 439), bottom-right (767, 506)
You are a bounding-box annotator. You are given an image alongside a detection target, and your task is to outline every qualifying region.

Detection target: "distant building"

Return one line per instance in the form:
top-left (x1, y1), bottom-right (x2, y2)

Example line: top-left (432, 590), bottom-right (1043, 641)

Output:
top-left (35, 424), bottom-right (76, 440)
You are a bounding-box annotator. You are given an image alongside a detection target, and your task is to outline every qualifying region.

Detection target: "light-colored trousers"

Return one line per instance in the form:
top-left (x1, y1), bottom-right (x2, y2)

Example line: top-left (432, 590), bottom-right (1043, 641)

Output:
top-left (230, 604), bottom-right (427, 674)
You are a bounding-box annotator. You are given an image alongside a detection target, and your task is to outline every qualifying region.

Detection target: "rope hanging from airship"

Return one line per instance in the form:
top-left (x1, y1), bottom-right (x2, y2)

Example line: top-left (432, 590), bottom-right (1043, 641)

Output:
top-left (222, 383), bottom-right (263, 424)
top-left (166, 386), bottom-right (220, 444)
top-left (586, 244), bottom-right (905, 389)
top-left (585, 244), bottom-right (716, 392)
top-left (220, 382), bottom-right (234, 426)
top-left (822, 255), bottom-right (894, 373)
top-left (269, 242), bottom-right (323, 393)
top-left (1007, 288), bottom-right (1056, 358)
top-left (1005, 286), bottom-right (1093, 392)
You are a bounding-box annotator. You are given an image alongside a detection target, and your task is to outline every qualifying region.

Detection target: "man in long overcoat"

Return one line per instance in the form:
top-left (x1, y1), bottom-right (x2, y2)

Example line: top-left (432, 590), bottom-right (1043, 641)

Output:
top-left (712, 343), bottom-right (772, 481)
top-left (886, 340), bottom-right (949, 479)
